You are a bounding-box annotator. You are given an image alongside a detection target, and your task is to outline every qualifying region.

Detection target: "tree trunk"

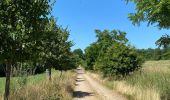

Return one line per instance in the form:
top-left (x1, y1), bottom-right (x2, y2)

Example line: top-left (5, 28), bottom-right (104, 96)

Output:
top-left (46, 67), bottom-right (51, 81)
top-left (59, 70), bottom-right (63, 78)
top-left (49, 67), bottom-right (51, 81)
top-left (33, 67), bottom-right (37, 75)
top-left (4, 63), bottom-right (11, 100)
top-left (11, 65), bottom-right (13, 77)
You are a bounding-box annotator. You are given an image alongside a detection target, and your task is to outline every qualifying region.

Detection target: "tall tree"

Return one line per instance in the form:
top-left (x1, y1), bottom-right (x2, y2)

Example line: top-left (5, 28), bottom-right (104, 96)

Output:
top-left (42, 17), bottom-right (75, 80)
top-left (0, 0), bottom-right (52, 99)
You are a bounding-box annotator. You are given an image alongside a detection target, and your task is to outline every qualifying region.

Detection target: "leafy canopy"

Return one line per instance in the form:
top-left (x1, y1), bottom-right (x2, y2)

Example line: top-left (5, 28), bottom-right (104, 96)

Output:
top-left (156, 34), bottom-right (170, 48)
top-left (126, 0), bottom-right (170, 29)
top-left (0, 0), bottom-right (52, 63)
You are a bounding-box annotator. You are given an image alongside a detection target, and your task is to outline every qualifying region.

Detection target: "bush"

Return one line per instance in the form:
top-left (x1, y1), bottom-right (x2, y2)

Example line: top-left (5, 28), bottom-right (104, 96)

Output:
top-left (97, 44), bottom-right (142, 78)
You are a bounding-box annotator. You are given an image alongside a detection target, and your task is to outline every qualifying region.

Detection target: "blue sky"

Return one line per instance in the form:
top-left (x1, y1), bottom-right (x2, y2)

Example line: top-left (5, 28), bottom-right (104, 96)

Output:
top-left (51, 0), bottom-right (170, 51)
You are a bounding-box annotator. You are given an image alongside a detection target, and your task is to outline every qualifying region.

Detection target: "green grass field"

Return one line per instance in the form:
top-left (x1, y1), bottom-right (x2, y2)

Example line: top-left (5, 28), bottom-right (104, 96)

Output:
top-left (0, 72), bottom-right (46, 94)
top-left (0, 77), bottom-right (5, 94)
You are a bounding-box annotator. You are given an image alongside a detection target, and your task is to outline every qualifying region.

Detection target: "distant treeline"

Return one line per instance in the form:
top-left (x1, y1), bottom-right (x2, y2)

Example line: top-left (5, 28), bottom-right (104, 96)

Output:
top-left (137, 48), bottom-right (170, 60)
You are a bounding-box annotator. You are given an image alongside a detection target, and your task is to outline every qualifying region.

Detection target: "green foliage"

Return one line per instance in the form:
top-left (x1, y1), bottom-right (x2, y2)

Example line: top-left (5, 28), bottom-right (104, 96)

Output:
top-left (156, 34), bottom-right (170, 48)
top-left (85, 43), bottom-right (100, 70)
top-left (35, 11), bottom-right (77, 73)
top-left (73, 49), bottom-right (84, 60)
top-left (0, 64), bottom-right (5, 77)
top-left (0, 1), bottom-right (75, 99)
top-left (41, 17), bottom-right (76, 71)
top-left (126, 0), bottom-right (170, 29)
top-left (137, 47), bottom-right (170, 61)
top-left (0, 0), bottom-right (52, 63)
top-left (137, 48), bottom-right (160, 61)
top-left (73, 48), bottom-right (85, 66)
top-left (0, 1), bottom-right (77, 98)
top-left (0, 1), bottom-right (54, 98)
top-left (154, 48), bottom-right (162, 60)
top-left (126, 0), bottom-right (170, 61)
top-left (100, 45), bottom-right (142, 77)
top-left (85, 29), bottom-right (142, 77)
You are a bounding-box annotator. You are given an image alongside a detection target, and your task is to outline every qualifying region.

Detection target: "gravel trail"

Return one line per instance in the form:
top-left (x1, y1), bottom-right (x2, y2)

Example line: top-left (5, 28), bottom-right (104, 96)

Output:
top-left (73, 68), bottom-right (127, 100)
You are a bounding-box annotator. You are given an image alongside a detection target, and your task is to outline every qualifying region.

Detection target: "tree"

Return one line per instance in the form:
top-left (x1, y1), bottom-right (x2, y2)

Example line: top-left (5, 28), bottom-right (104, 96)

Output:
top-left (85, 43), bottom-right (100, 70)
top-left (156, 34), bottom-right (170, 48)
top-left (126, 0), bottom-right (170, 29)
top-left (95, 30), bottom-right (141, 77)
top-left (155, 34), bottom-right (170, 60)
top-left (51, 27), bottom-right (77, 77)
top-left (85, 29), bottom-right (142, 77)
top-left (73, 48), bottom-right (85, 66)
top-left (41, 17), bottom-right (76, 80)
top-left (126, 0), bottom-right (170, 60)
top-left (0, 0), bottom-right (52, 99)
top-left (73, 49), bottom-right (84, 60)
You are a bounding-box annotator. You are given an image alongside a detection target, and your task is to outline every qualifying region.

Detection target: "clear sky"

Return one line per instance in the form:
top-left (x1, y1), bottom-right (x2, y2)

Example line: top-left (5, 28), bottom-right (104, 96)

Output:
top-left (51, 0), bottom-right (170, 51)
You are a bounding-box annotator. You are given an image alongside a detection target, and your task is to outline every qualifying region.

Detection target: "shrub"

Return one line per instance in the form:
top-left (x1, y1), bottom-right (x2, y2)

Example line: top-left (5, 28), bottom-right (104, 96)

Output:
top-left (97, 44), bottom-right (142, 78)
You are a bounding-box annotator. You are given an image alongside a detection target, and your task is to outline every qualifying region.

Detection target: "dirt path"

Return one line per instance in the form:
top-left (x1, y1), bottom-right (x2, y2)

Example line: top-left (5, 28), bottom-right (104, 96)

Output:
top-left (73, 68), bottom-right (127, 100)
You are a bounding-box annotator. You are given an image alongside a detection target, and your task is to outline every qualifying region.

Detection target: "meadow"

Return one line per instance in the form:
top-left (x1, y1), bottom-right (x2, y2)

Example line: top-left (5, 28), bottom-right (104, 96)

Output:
top-left (90, 60), bottom-right (170, 100)
top-left (0, 73), bottom-right (46, 94)
top-left (0, 70), bottom-right (75, 100)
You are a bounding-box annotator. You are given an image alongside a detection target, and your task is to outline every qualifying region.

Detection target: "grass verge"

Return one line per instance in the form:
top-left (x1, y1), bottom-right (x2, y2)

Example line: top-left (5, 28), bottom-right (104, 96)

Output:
top-left (89, 60), bottom-right (170, 100)
top-left (0, 70), bottom-right (76, 100)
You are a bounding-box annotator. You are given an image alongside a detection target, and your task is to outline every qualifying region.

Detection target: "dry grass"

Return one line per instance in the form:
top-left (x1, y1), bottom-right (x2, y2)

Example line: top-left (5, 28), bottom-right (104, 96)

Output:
top-left (0, 71), bottom-right (76, 100)
top-left (112, 81), bottom-right (160, 100)
top-left (142, 60), bottom-right (170, 73)
top-left (89, 60), bottom-right (170, 100)
top-left (0, 93), bottom-right (2, 100)
top-left (89, 72), bottom-right (160, 100)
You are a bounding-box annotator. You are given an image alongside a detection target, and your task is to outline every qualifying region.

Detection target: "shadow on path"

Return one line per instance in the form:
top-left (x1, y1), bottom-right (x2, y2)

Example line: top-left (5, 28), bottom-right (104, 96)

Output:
top-left (76, 79), bottom-right (85, 82)
top-left (73, 91), bottom-right (95, 98)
